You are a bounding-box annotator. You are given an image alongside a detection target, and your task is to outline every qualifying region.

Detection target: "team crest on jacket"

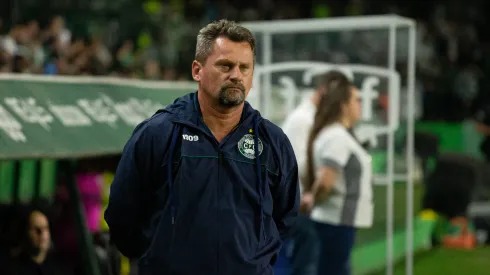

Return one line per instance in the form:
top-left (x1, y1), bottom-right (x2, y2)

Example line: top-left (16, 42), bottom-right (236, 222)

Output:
top-left (238, 134), bottom-right (263, 159)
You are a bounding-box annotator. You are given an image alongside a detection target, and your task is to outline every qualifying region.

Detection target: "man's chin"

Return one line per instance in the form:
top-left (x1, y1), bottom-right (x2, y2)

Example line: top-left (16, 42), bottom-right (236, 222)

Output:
top-left (218, 91), bottom-right (245, 107)
top-left (219, 98), bottom-right (244, 107)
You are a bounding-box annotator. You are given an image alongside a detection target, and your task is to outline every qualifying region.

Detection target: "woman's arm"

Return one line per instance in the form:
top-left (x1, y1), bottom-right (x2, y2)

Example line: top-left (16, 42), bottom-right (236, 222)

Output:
top-left (306, 129), bottom-right (351, 211)
top-left (311, 166), bottom-right (339, 203)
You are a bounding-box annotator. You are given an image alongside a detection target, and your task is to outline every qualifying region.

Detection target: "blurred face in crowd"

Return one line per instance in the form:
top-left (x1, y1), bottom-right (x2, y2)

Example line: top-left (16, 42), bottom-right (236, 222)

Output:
top-left (121, 40), bottom-right (134, 52)
top-left (193, 37), bottom-right (254, 108)
top-left (26, 21), bottom-right (40, 39)
top-left (51, 16), bottom-right (65, 33)
top-left (27, 211), bottom-right (51, 255)
top-left (145, 60), bottom-right (161, 80)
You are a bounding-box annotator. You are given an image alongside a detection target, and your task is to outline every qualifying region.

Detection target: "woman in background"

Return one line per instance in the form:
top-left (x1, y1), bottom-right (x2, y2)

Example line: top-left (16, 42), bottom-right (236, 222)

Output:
top-left (303, 76), bottom-right (373, 275)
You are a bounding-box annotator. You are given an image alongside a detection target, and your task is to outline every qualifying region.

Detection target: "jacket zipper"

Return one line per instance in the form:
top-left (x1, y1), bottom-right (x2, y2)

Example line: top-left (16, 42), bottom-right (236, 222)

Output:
top-left (217, 151), bottom-right (223, 275)
top-left (173, 119), bottom-right (222, 274)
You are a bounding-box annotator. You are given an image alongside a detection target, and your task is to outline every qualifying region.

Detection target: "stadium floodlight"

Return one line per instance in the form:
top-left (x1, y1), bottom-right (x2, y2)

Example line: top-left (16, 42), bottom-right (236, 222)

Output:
top-left (242, 14), bottom-right (416, 275)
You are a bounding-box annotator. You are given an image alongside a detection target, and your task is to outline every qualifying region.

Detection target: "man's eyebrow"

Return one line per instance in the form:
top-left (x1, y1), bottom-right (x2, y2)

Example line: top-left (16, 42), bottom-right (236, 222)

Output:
top-left (215, 59), bottom-right (234, 64)
top-left (215, 59), bottom-right (251, 66)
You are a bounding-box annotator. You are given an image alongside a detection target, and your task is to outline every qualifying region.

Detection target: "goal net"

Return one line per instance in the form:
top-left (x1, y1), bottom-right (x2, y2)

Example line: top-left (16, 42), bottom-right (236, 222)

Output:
top-left (242, 15), bottom-right (417, 275)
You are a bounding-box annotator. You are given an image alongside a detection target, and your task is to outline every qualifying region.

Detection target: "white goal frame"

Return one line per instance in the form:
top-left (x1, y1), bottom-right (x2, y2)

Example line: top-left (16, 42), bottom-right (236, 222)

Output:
top-left (242, 15), bottom-right (417, 275)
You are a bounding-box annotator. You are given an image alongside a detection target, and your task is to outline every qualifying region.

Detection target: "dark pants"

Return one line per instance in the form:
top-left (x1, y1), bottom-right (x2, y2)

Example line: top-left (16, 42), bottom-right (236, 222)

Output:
top-left (314, 222), bottom-right (356, 275)
top-left (288, 215), bottom-right (320, 275)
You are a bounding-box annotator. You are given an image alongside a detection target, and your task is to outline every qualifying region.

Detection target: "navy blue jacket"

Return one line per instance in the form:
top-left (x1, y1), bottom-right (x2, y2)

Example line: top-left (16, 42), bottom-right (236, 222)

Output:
top-left (105, 92), bottom-right (300, 275)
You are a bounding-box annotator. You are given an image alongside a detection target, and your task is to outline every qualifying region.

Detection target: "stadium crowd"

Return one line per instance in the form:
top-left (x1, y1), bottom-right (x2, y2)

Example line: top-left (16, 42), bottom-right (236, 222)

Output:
top-left (0, 16), bottom-right (169, 80)
top-left (1, 0), bottom-right (489, 121)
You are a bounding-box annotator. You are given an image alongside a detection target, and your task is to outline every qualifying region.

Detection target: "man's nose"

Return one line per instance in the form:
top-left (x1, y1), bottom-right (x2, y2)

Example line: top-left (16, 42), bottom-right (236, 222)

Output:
top-left (229, 66), bottom-right (242, 80)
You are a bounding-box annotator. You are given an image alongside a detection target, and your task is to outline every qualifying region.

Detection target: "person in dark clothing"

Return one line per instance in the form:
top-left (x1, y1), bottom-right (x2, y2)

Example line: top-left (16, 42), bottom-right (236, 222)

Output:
top-left (105, 19), bottom-right (300, 275)
top-left (4, 203), bottom-right (70, 275)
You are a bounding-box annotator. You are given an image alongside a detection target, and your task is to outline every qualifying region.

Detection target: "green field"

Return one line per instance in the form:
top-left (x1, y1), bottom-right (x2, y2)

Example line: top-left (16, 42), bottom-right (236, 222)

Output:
top-left (355, 183), bottom-right (423, 246)
top-left (360, 183), bottom-right (490, 275)
top-left (372, 248), bottom-right (490, 275)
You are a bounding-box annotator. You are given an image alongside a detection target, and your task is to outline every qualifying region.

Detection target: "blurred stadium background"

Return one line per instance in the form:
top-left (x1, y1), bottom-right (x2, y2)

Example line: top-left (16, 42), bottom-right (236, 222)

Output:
top-left (0, 0), bottom-right (490, 275)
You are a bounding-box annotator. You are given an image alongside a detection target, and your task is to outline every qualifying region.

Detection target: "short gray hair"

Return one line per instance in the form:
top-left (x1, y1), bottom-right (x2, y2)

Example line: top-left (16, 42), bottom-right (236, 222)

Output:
top-left (195, 19), bottom-right (256, 64)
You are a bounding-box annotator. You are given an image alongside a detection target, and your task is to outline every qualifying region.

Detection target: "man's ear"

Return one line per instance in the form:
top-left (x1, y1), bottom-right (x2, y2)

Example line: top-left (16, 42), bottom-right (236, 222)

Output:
top-left (192, 60), bottom-right (202, 81)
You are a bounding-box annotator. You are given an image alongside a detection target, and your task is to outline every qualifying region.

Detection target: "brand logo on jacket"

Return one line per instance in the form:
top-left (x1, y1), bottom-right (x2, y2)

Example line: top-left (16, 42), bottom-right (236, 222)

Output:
top-left (182, 134), bottom-right (199, 141)
top-left (238, 134), bottom-right (263, 159)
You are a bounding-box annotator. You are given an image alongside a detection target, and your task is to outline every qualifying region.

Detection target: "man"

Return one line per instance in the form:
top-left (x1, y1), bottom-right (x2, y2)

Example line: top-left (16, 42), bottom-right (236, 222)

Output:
top-left (5, 203), bottom-right (70, 275)
top-left (280, 70), bottom-right (348, 275)
top-left (105, 19), bottom-right (300, 275)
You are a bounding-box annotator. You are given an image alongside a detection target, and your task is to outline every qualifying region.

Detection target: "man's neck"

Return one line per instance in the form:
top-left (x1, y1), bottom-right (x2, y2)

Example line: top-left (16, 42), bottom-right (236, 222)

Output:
top-left (198, 92), bottom-right (243, 142)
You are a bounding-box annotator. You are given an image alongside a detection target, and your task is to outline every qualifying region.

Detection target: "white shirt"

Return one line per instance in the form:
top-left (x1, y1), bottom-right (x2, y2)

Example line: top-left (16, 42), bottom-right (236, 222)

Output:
top-left (310, 123), bottom-right (373, 228)
top-left (281, 96), bottom-right (317, 194)
top-left (1, 36), bottom-right (17, 56)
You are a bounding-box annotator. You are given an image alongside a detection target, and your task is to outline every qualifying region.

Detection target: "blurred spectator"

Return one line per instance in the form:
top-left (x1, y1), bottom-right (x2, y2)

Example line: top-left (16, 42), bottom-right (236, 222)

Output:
top-left (0, 49), bottom-right (10, 72)
top-left (42, 16), bottom-right (71, 50)
top-left (143, 60), bottom-right (160, 80)
top-left (114, 40), bottom-right (135, 74)
top-left (1, 25), bottom-right (20, 57)
top-left (4, 202), bottom-right (72, 275)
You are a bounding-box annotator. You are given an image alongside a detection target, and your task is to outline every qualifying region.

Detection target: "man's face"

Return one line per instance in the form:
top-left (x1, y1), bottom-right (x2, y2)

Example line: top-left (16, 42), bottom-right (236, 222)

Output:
top-left (192, 37), bottom-right (254, 108)
top-left (27, 211), bottom-right (51, 255)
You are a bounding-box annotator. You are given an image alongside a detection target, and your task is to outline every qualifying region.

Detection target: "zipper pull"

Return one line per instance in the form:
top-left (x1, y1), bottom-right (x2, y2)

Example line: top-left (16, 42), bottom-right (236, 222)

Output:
top-left (171, 206), bottom-right (176, 225)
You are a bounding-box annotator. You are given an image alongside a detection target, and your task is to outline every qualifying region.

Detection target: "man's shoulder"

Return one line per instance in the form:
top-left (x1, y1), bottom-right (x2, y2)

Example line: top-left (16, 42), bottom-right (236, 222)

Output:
top-left (289, 101), bottom-right (314, 118)
top-left (131, 111), bottom-right (175, 143)
top-left (139, 111), bottom-right (174, 133)
top-left (282, 103), bottom-right (315, 129)
top-left (283, 108), bottom-right (305, 125)
top-left (139, 92), bottom-right (197, 132)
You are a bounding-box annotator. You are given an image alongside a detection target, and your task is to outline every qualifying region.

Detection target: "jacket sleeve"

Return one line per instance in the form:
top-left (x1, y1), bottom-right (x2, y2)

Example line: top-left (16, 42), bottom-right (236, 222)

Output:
top-left (104, 120), bottom-right (162, 259)
top-left (273, 135), bottom-right (300, 240)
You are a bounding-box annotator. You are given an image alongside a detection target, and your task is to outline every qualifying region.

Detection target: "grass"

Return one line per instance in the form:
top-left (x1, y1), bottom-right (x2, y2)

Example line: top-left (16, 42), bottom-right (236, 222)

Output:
top-left (361, 183), bottom-right (490, 275)
top-left (355, 183), bottom-right (423, 246)
top-left (372, 247), bottom-right (490, 275)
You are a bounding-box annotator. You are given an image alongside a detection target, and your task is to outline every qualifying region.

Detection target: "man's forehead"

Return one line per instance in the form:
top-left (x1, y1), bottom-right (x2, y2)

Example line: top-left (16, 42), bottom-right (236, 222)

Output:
top-left (214, 37), bottom-right (251, 48)
top-left (212, 38), bottom-right (253, 57)
top-left (30, 211), bottom-right (49, 225)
